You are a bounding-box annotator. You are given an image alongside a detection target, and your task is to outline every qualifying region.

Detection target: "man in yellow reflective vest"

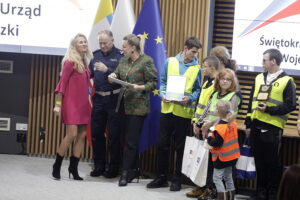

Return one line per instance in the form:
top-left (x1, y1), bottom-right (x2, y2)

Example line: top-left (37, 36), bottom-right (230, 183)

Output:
top-left (147, 37), bottom-right (202, 191)
top-left (245, 49), bottom-right (296, 200)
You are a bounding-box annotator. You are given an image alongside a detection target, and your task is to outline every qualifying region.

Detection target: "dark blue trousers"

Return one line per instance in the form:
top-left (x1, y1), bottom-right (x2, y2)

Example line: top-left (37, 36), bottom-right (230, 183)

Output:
top-left (91, 93), bottom-right (122, 170)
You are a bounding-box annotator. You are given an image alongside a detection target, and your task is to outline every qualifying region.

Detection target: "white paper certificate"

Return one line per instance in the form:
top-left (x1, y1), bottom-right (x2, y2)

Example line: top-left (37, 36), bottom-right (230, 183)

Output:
top-left (165, 75), bottom-right (186, 101)
top-left (108, 77), bottom-right (134, 87)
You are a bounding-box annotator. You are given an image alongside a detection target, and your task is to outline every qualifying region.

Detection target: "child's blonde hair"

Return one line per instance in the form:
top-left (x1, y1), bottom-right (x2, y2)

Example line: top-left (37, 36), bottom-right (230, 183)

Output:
top-left (216, 100), bottom-right (231, 119)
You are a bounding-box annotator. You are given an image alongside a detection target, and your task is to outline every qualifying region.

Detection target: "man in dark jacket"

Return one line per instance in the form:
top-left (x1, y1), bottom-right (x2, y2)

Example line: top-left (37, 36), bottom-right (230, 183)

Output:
top-left (89, 30), bottom-right (123, 178)
top-left (245, 49), bottom-right (296, 200)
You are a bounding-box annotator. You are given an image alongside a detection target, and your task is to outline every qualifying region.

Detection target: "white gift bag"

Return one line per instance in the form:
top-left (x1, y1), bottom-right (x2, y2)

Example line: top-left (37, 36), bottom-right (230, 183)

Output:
top-left (189, 141), bottom-right (209, 186)
top-left (181, 136), bottom-right (201, 177)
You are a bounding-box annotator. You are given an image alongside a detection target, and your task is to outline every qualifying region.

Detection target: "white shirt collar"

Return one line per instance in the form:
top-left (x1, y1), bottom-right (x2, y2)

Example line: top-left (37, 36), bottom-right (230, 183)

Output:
top-left (266, 69), bottom-right (283, 85)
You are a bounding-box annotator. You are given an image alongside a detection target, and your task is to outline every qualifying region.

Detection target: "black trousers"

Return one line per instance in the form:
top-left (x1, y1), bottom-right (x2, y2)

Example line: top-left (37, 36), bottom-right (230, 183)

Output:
top-left (157, 113), bottom-right (191, 177)
top-left (250, 126), bottom-right (282, 191)
top-left (91, 93), bottom-right (122, 170)
top-left (206, 152), bottom-right (214, 188)
top-left (122, 114), bottom-right (145, 170)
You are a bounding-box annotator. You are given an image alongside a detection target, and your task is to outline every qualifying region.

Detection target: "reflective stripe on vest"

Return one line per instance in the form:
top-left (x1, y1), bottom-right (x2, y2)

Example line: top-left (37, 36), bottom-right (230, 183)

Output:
top-left (211, 121), bottom-right (240, 162)
top-left (251, 73), bottom-right (294, 129)
top-left (161, 57), bottom-right (200, 119)
top-left (192, 80), bottom-right (215, 123)
top-left (207, 91), bottom-right (238, 121)
top-left (251, 97), bottom-right (288, 121)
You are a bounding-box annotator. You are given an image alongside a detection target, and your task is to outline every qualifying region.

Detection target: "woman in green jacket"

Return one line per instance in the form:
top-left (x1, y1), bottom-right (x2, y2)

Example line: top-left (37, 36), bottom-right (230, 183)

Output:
top-left (109, 34), bottom-right (157, 187)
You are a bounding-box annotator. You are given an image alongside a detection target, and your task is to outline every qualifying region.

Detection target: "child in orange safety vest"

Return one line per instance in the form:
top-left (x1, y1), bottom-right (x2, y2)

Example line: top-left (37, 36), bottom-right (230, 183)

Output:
top-left (206, 100), bottom-right (240, 200)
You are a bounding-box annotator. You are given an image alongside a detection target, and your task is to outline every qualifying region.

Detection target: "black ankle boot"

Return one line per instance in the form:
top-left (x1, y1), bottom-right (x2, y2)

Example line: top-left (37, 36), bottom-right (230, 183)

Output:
top-left (119, 170), bottom-right (128, 186)
top-left (127, 169), bottom-right (140, 183)
top-left (52, 153), bottom-right (63, 180)
top-left (68, 156), bottom-right (83, 180)
top-left (90, 165), bottom-right (105, 177)
top-left (104, 165), bottom-right (119, 178)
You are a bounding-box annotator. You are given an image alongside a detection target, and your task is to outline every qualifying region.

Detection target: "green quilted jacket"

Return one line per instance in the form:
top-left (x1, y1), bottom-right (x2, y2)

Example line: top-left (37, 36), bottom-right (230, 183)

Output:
top-left (115, 54), bottom-right (157, 116)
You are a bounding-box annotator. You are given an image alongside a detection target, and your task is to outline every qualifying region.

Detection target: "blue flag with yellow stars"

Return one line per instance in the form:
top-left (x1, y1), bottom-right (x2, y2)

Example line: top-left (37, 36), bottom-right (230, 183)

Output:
top-left (133, 0), bottom-right (167, 153)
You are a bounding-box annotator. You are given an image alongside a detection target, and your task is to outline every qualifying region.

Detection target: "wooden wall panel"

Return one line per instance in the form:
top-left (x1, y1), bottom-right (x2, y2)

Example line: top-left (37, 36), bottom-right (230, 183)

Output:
top-left (212, 0), bottom-right (235, 51)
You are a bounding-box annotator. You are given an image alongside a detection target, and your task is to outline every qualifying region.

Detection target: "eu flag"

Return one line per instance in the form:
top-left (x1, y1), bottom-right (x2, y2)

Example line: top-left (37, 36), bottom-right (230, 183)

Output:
top-left (133, 0), bottom-right (167, 153)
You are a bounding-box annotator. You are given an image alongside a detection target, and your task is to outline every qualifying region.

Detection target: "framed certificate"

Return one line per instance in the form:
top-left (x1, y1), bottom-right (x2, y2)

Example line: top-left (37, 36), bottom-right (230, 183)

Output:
top-left (165, 75), bottom-right (186, 101)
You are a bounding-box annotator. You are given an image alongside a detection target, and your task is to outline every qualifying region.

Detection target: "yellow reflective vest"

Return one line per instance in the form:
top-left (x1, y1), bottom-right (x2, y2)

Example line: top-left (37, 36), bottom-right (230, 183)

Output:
top-left (192, 80), bottom-right (215, 123)
top-left (207, 91), bottom-right (239, 121)
top-left (161, 57), bottom-right (200, 119)
top-left (247, 73), bottom-right (294, 129)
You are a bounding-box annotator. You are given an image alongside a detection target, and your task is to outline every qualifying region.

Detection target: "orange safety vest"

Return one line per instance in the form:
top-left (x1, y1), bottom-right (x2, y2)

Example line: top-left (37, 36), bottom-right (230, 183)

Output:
top-left (211, 121), bottom-right (240, 162)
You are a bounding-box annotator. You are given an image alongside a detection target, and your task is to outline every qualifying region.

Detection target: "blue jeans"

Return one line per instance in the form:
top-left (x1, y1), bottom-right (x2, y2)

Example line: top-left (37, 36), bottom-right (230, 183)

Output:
top-left (213, 166), bottom-right (235, 192)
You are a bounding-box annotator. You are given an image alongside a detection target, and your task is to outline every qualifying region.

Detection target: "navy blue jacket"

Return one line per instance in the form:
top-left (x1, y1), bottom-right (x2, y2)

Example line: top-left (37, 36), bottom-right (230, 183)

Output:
top-left (89, 46), bottom-right (123, 92)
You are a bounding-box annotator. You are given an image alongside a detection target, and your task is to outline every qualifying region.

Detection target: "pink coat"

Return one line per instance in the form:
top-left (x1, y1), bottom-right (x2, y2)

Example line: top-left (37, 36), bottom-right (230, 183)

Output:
top-left (55, 60), bottom-right (91, 124)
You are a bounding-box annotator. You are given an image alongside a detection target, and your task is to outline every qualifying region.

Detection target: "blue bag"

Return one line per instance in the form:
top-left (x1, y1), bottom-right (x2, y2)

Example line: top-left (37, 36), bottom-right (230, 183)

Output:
top-left (235, 139), bottom-right (256, 179)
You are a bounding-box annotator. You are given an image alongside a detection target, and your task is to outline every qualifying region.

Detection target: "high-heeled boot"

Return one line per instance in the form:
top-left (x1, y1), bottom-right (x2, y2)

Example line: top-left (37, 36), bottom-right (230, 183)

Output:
top-left (68, 156), bottom-right (83, 180)
top-left (118, 170), bottom-right (128, 186)
top-left (52, 153), bottom-right (63, 180)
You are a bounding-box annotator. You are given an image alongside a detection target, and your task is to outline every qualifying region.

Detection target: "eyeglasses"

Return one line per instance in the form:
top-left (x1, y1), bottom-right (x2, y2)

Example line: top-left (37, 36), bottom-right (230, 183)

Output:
top-left (220, 78), bottom-right (232, 82)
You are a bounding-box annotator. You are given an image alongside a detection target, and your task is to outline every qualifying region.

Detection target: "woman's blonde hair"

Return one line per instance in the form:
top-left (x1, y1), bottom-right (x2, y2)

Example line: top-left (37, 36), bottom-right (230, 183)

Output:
top-left (62, 33), bottom-right (93, 73)
top-left (210, 46), bottom-right (237, 71)
top-left (123, 34), bottom-right (145, 55)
